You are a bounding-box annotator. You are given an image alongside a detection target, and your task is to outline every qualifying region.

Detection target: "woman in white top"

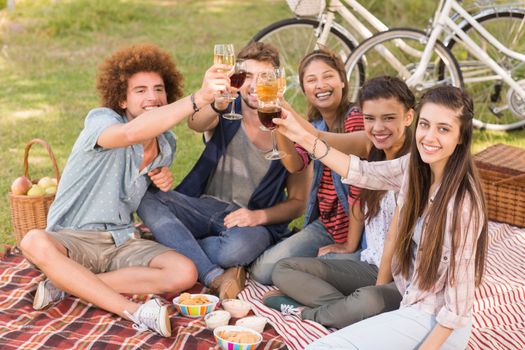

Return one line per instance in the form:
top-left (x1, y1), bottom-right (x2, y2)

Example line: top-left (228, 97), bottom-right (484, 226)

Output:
top-left (275, 86), bottom-right (488, 349)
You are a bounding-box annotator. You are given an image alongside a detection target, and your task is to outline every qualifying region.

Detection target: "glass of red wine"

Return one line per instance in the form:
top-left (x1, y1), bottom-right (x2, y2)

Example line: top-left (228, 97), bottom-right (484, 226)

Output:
top-left (257, 99), bottom-right (285, 160)
top-left (223, 60), bottom-right (247, 120)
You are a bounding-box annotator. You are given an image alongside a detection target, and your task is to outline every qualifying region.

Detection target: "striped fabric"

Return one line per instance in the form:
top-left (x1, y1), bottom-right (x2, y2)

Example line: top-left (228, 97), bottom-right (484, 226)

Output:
top-left (316, 108), bottom-right (364, 243)
top-left (238, 222), bottom-right (525, 350)
top-left (0, 250), bottom-right (286, 350)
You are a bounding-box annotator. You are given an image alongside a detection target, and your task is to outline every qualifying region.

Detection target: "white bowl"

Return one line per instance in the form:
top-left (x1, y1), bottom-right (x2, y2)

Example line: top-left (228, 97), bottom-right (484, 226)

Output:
top-left (204, 310), bottom-right (231, 330)
top-left (236, 316), bottom-right (268, 333)
top-left (221, 299), bottom-right (251, 318)
top-left (214, 325), bottom-right (262, 350)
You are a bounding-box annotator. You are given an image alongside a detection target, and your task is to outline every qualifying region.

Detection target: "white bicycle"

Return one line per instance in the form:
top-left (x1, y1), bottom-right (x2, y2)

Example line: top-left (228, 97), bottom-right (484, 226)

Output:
top-left (252, 0), bottom-right (525, 130)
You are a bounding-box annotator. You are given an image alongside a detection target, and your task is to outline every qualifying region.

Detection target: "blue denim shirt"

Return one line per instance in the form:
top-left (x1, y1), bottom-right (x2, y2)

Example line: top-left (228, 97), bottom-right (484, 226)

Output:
top-left (304, 119), bottom-right (349, 226)
top-left (46, 108), bottom-right (176, 246)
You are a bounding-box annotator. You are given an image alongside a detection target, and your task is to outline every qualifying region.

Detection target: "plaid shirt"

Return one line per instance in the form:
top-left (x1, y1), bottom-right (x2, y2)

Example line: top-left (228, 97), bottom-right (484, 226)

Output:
top-left (343, 154), bottom-right (484, 329)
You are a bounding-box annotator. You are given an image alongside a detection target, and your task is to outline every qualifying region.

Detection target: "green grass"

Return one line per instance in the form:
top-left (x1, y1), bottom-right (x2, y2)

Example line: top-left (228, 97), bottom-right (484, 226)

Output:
top-left (1, 0), bottom-right (524, 245)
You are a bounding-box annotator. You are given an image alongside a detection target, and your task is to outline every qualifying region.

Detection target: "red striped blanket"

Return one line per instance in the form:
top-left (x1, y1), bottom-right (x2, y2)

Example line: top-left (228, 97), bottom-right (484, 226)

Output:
top-left (0, 249), bottom-right (287, 350)
top-left (238, 222), bottom-right (525, 350)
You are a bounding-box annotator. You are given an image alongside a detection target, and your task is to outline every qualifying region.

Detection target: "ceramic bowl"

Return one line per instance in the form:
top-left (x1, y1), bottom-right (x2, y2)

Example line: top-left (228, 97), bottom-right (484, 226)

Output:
top-left (235, 316), bottom-right (268, 333)
top-left (204, 310), bottom-right (231, 330)
top-left (214, 325), bottom-right (262, 350)
top-left (221, 299), bottom-right (252, 318)
top-left (172, 293), bottom-right (219, 318)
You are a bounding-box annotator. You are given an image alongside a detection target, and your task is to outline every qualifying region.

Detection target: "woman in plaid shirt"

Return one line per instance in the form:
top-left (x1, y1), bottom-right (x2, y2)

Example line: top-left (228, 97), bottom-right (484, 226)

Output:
top-left (276, 86), bottom-right (488, 349)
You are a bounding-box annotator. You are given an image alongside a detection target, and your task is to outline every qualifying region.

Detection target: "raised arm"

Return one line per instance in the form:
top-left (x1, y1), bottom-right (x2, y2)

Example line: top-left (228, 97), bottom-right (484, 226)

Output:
top-left (97, 64), bottom-right (230, 148)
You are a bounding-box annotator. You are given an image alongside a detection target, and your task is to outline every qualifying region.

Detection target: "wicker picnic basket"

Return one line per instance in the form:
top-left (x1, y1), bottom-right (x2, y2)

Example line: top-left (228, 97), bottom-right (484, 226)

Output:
top-left (8, 139), bottom-right (61, 246)
top-left (286, 0), bottom-right (326, 17)
top-left (473, 143), bottom-right (525, 228)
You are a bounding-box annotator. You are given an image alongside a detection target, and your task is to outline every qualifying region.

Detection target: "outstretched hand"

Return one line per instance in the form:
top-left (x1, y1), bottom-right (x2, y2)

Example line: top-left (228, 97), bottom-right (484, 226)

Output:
top-left (148, 166), bottom-right (173, 192)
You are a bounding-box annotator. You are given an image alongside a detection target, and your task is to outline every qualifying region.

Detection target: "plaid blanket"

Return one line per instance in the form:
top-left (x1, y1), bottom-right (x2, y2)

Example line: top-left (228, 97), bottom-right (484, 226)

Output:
top-left (238, 222), bottom-right (525, 350)
top-left (0, 249), bottom-right (287, 350)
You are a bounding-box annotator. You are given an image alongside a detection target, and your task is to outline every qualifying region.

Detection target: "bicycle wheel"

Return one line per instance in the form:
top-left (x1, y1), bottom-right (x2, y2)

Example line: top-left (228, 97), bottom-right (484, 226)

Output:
top-left (445, 9), bottom-right (525, 131)
top-left (252, 18), bottom-right (364, 113)
top-left (345, 28), bottom-right (463, 104)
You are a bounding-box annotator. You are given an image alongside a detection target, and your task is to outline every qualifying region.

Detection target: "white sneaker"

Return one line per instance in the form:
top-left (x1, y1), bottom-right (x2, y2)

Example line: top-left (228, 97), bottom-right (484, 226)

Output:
top-left (125, 299), bottom-right (171, 337)
top-left (281, 304), bottom-right (302, 316)
top-left (33, 279), bottom-right (66, 310)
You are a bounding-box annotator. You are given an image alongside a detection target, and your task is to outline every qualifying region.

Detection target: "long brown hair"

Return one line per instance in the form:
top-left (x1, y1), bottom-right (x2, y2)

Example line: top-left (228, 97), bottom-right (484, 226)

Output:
top-left (357, 76), bottom-right (415, 221)
top-left (298, 48), bottom-right (351, 133)
top-left (394, 86), bottom-right (488, 290)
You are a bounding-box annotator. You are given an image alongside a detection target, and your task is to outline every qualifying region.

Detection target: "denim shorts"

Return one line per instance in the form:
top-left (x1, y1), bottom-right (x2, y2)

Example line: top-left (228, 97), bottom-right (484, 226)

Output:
top-left (48, 229), bottom-right (174, 273)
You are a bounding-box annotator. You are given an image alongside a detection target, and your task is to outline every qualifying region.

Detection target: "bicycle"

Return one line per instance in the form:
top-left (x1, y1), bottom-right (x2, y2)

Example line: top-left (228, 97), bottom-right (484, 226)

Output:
top-left (252, 0), bottom-right (525, 130)
top-left (344, 0), bottom-right (525, 130)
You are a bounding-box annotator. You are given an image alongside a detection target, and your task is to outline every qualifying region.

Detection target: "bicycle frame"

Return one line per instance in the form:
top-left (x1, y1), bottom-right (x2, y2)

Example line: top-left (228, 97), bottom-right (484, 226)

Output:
top-left (317, 0), bottom-right (389, 46)
top-left (407, 0), bottom-right (525, 101)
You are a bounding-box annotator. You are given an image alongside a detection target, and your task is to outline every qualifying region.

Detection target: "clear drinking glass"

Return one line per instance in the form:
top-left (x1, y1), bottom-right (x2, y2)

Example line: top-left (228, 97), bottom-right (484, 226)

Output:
top-left (223, 60), bottom-right (247, 120)
top-left (214, 44), bottom-right (236, 99)
top-left (257, 99), bottom-right (285, 160)
top-left (255, 70), bottom-right (279, 131)
top-left (276, 66), bottom-right (287, 95)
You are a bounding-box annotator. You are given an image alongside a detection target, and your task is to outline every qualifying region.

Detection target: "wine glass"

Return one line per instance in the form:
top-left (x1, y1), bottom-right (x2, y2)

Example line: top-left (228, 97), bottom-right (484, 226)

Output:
top-left (257, 99), bottom-right (285, 160)
top-left (214, 44), bottom-right (235, 99)
top-left (255, 70), bottom-right (279, 131)
top-left (223, 60), bottom-right (247, 120)
top-left (276, 66), bottom-right (287, 95)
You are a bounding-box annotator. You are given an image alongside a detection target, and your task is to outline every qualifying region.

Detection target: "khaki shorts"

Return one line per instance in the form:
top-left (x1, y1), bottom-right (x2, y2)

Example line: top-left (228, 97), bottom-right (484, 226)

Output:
top-left (48, 229), bottom-right (174, 274)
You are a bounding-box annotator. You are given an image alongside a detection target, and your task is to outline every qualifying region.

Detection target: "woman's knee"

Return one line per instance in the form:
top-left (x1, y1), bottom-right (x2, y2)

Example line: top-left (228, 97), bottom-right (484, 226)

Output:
top-left (271, 257), bottom-right (298, 287)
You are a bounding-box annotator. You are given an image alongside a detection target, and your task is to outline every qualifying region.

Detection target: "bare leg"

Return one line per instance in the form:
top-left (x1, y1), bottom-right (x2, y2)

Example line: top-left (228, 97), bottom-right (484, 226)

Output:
top-left (21, 229), bottom-right (138, 317)
top-left (97, 251), bottom-right (197, 294)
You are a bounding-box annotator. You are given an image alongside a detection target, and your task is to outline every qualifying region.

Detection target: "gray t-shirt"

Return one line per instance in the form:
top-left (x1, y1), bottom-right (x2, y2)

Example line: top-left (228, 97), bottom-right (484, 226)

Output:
top-left (204, 124), bottom-right (270, 208)
top-left (46, 107), bottom-right (176, 246)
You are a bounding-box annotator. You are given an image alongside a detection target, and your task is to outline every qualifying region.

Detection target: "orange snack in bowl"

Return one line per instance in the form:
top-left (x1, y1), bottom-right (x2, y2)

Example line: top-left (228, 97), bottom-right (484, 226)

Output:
top-left (218, 330), bottom-right (260, 344)
top-left (178, 293), bottom-right (211, 305)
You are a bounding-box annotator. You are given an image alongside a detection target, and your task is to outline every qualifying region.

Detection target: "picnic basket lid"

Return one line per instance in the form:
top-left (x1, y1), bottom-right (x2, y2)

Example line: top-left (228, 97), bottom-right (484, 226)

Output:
top-left (474, 143), bottom-right (525, 177)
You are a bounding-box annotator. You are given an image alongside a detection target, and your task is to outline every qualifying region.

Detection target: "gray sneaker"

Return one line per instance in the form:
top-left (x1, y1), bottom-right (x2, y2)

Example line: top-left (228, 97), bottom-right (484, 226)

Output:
top-left (125, 299), bottom-right (171, 337)
top-left (33, 279), bottom-right (66, 310)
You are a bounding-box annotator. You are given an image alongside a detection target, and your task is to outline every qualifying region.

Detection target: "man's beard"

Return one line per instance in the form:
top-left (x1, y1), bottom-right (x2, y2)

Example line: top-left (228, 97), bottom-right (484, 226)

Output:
top-left (241, 93), bottom-right (258, 110)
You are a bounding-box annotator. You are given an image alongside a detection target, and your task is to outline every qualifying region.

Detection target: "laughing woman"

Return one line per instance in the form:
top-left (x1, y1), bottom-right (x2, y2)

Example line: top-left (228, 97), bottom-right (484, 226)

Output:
top-left (275, 86), bottom-right (488, 349)
top-left (250, 48), bottom-right (363, 285)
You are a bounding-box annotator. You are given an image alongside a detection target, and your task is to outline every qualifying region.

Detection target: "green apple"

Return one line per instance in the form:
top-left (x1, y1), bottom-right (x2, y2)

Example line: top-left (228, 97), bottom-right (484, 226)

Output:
top-left (27, 184), bottom-right (46, 196)
top-left (38, 177), bottom-right (54, 189)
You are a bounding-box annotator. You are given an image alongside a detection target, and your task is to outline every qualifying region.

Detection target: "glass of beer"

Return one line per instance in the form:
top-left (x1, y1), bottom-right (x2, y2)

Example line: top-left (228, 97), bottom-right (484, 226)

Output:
top-left (257, 99), bottom-right (285, 160)
top-left (255, 70), bottom-right (278, 102)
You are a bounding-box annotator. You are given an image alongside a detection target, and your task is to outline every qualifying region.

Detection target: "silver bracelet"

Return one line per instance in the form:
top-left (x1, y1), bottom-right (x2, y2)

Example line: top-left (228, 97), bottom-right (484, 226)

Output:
top-left (309, 137), bottom-right (331, 160)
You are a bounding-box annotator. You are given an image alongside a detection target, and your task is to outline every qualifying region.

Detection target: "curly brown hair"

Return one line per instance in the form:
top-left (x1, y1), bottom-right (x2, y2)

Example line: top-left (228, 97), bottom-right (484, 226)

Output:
top-left (96, 43), bottom-right (184, 116)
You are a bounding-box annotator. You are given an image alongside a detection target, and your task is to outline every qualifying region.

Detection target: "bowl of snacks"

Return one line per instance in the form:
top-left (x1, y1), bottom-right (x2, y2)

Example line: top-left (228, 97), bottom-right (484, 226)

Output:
top-left (236, 316), bottom-right (268, 333)
top-left (221, 298), bottom-right (251, 318)
top-left (173, 293), bottom-right (219, 318)
top-left (214, 325), bottom-right (262, 350)
top-left (204, 310), bottom-right (231, 330)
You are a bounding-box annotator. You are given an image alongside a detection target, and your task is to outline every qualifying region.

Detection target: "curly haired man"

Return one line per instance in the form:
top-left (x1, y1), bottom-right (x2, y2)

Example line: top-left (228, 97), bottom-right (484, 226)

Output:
top-left (20, 44), bottom-right (229, 337)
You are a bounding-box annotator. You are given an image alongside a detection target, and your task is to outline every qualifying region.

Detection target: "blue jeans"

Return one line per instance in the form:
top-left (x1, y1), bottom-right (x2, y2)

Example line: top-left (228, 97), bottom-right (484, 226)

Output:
top-left (250, 219), bottom-right (335, 285)
top-left (137, 189), bottom-right (273, 286)
top-left (306, 306), bottom-right (472, 350)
